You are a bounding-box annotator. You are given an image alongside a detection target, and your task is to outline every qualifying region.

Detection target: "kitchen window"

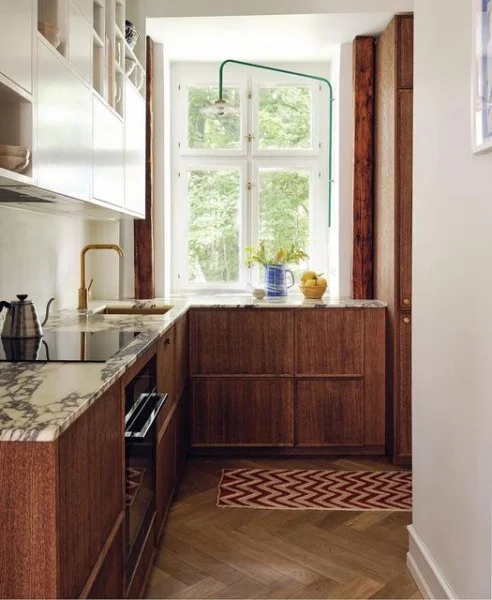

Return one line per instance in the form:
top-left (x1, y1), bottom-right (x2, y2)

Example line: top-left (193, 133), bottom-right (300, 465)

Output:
top-left (171, 65), bottom-right (329, 292)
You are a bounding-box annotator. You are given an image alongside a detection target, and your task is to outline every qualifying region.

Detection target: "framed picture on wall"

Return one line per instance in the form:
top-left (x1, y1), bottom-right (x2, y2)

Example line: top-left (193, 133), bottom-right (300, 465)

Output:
top-left (473, 0), bottom-right (492, 153)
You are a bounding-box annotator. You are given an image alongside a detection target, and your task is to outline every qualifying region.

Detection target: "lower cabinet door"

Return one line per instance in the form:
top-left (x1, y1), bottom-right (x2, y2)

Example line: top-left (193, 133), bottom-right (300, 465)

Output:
top-left (87, 522), bottom-right (124, 599)
top-left (397, 313), bottom-right (412, 458)
top-left (155, 407), bottom-right (177, 541)
top-left (191, 378), bottom-right (294, 446)
top-left (295, 380), bottom-right (364, 446)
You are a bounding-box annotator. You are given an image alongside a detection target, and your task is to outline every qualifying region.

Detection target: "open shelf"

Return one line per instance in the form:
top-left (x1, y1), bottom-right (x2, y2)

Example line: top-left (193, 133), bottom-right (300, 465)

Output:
top-left (38, 0), bottom-right (66, 57)
top-left (0, 80), bottom-right (33, 180)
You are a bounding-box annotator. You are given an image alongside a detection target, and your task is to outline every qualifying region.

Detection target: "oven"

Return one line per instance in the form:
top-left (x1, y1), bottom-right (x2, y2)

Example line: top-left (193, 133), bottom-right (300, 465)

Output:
top-left (124, 355), bottom-right (167, 580)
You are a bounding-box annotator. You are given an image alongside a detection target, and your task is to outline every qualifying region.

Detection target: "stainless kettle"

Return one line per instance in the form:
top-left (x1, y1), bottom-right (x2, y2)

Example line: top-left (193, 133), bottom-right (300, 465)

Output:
top-left (0, 295), bottom-right (55, 338)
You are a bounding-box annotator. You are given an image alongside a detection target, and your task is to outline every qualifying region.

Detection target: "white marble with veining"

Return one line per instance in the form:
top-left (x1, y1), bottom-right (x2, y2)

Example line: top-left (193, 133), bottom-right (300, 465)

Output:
top-left (0, 294), bottom-right (386, 442)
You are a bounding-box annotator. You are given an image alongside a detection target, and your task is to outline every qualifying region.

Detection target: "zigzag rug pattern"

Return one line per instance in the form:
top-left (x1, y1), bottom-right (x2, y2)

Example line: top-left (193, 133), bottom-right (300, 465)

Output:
top-left (217, 468), bottom-right (412, 511)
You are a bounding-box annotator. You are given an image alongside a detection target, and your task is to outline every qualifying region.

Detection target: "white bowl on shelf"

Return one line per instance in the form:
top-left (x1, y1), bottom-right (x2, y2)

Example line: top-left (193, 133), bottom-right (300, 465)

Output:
top-left (0, 154), bottom-right (30, 172)
top-left (0, 145), bottom-right (30, 158)
top-left (38, 21), bottom-right (61, 49)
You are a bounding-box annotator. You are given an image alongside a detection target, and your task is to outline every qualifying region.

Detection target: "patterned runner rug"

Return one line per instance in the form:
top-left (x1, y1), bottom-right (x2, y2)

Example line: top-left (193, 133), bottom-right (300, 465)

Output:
top-left (217, 468), bottom-right (412, 511)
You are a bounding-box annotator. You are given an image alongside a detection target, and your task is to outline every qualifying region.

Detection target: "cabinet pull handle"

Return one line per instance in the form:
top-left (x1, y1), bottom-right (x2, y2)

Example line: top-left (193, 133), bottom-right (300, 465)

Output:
top-left (165, 337), bottom-right (171, 345)
top-left (403, 298), bottom-right (410, 305)
top-left (403, 317), bottom-right (410, 324)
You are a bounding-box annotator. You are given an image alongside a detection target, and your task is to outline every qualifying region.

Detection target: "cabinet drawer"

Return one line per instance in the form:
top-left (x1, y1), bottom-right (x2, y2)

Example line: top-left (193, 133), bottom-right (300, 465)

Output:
top-left (192, 378), bottom-right (294, 446)
top-left (190, 309), bottom-right (294, 375)
top-left (296, 310), bottom-right (363, 375)
top-left (87, 521), bottom-right (124, 599)
top-left (155, 406), bottom-right (176, 541)
top-left (295, 380), bottom-right (364, 446)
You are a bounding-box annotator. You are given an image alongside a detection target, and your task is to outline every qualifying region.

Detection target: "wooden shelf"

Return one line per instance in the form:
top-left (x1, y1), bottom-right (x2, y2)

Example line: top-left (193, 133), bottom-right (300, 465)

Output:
top-left (124, 41), bottom-right (143, 72)
top-left (0, 167), bottom-right (33, 186)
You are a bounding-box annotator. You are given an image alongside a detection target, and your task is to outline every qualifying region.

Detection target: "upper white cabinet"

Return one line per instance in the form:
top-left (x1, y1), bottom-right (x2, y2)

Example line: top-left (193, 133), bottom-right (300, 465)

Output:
top-left (36, 38), bottom-right (92, 200)
top-left (68, 0), bottom-right (92, 84)
top-left (93, 94), bottom-right (124, 206)
top-left (0, 0), bottom-right (34, 94)
top-left (0, 0), bottom-right (146, 218)
top-left (124, 81), bottom-right (145, 215)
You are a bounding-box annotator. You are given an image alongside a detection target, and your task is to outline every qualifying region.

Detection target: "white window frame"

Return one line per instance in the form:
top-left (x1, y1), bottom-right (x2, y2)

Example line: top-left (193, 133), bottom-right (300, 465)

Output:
top-left (171, 63), bottom-right (329, 294)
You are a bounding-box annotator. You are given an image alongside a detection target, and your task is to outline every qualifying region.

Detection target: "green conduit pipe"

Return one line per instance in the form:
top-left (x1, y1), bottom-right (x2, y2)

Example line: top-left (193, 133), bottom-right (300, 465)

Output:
top-left (218, 59), bottom-right (334, 227)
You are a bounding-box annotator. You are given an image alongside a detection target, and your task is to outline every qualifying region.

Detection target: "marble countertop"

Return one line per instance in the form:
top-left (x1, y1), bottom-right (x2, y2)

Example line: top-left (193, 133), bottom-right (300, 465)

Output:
top-left (0, 294), bottom-right (386, 443)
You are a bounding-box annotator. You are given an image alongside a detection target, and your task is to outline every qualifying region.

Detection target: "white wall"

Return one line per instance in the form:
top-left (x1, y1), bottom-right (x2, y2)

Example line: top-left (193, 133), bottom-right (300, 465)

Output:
top-left (410, 1), bottom-right (492, 598)
top-left (0, 206), bottom-right (90, 309)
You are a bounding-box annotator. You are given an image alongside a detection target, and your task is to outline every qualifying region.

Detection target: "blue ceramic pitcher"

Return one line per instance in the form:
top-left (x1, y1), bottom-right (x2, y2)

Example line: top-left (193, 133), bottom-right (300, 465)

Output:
top-left (264, 264), bottom-right (295, 297)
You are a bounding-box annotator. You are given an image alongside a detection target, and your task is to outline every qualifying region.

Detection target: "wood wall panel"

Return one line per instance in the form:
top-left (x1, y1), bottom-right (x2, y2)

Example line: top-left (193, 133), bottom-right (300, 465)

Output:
top-left (296, 309), bottom-right (364, 375)
top-left (134, 35), bottom-right (154, 299)
top-left (0, 442), bottom-right (58, 599)
top-left (352, 35), bottom-right (375, 299)
top-left (398, 89), bottom-right (413, 310)
top-left (190, 309), bottom-right (294, 375)
top-left (296, 380), bottom-right (364, 446)
top-left (192, 378), bottom-right (294, 446)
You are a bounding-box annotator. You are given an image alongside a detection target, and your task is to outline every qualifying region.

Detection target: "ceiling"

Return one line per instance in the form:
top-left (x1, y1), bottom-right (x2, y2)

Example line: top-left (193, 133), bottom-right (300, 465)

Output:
top-left (146, 13), bottom-right (397, 62)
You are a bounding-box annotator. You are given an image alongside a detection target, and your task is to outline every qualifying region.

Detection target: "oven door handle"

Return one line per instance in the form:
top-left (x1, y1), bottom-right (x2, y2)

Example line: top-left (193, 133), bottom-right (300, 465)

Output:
top-left (125, 392), bottom-right (168, 439)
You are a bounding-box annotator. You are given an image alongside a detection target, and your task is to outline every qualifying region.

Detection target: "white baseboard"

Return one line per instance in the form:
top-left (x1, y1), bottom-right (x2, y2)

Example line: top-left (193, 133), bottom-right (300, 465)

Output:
top-left (407, 525), bottom-right (457, 599)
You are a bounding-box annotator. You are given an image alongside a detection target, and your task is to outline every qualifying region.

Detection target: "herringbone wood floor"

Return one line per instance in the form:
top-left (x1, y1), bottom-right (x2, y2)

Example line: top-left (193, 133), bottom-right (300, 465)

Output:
top-left (145, 457), bottom-right (420, 599)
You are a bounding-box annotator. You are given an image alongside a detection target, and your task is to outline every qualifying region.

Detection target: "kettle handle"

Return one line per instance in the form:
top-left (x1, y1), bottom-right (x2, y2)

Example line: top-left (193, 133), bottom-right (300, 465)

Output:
top-left (0, 301), bottom-right (11, 313)
top-left (42, 298), bottom-right (55, 327)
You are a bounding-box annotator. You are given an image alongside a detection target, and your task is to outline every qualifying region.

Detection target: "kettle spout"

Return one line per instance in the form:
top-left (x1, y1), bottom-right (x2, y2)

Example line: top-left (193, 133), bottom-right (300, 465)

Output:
top-left (0, 301), bottom-right (11, 313)
top-left (42, 298), bottom-right (55, 327)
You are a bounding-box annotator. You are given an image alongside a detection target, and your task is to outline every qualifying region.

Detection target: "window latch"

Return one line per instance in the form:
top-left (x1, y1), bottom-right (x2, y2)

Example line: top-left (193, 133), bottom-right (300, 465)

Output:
top-left (245, 133), bottom-right (255, 142)
top-left (247, 182), bottom-right (254, 191)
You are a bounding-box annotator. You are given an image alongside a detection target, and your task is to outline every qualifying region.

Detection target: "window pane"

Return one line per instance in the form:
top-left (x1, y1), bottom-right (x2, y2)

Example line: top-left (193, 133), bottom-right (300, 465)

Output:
top-left (258, 86), bottom-right (312, 150)
top-left (258, 169), bottom-right (310, 280)
top-left (187, 169), bottom-right (241, 283)
top-left (187, 86), bottom-right (240, 150)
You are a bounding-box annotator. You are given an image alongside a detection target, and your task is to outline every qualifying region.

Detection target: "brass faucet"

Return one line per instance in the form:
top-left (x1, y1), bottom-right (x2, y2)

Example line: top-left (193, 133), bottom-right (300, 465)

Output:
top-left (78, 244), bottom-right (124, 310)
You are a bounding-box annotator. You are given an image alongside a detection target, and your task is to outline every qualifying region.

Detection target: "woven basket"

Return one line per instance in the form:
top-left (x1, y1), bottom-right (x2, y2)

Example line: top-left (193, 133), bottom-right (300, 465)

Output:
top-left (299, 284), bottom-right (327, 299)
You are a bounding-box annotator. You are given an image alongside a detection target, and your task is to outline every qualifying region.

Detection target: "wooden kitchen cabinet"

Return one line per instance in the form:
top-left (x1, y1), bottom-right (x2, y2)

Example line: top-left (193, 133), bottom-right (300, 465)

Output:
top-left (397, 313), bottom-right (412, 458)
top-left (157, 327), bottom-right (175, 433)
top-left (374, 14), bottom-right (413, 465)
top-left (296, 380), bottom-right (364, 446)
top-left (155, 404), bottom-right (177, 542)
top-left (58, 382), bottom-right (124, 599)
top-left (0, 382), bottom-right (124, 599)
top-left (174, 314), bottom-right (189, 401)
top-left (296, 310), bottom-right (364, 375)
top-left (190, 308), bottom-right (294, 375)
top-left (192, 378), bottom-right (294, 447)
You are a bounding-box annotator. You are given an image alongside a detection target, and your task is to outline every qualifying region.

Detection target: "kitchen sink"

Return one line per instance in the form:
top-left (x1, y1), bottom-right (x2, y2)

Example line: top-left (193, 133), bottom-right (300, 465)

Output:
top-left (97, 305), bottom-right (173, 315)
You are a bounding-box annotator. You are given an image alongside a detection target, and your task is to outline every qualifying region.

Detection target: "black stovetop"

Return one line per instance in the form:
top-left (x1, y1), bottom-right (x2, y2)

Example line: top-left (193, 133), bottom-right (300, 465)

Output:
top-left (0, 330), bottom-right (141, 362)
